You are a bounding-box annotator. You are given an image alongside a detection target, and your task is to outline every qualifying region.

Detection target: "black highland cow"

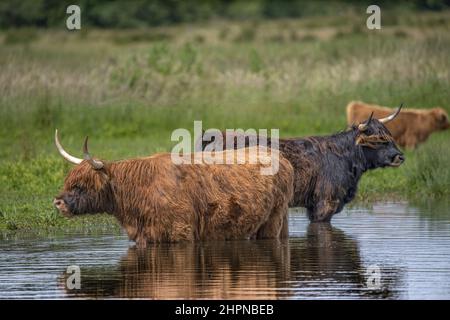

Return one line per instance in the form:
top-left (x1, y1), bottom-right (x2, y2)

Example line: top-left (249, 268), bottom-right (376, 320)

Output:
top-left (202, 106), bottom-right (405, 222)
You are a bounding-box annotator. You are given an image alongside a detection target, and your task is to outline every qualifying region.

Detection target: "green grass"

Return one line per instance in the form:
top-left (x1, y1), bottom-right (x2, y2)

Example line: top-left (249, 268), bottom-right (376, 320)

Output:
top-left (0, 11), bottom-right (449, 235)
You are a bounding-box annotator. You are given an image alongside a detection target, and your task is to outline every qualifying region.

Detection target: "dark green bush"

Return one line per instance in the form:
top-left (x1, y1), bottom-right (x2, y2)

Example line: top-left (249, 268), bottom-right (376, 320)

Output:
top-left (1, 0), bottom-right (448, 29)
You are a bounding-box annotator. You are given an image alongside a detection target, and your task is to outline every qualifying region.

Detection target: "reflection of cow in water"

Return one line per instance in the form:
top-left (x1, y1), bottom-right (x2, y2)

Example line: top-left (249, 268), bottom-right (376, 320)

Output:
top-left (62, 224), bottom-right (402, 299)
top-left (289, 223), bottom-right (400, 298)
top-left (61, 240), bottom-right (292, 299)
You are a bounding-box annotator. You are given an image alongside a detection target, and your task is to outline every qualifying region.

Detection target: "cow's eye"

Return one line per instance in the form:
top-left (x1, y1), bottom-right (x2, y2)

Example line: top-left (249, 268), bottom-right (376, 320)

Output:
top-left (367, 135), bottom-right (390, 147)
top-left (379, 140), bottom-right (389, 146)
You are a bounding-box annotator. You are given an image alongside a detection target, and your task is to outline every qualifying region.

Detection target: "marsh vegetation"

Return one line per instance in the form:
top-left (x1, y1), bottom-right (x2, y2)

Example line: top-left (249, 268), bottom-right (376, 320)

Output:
top-left (0, 10), bottom-right (449, 234)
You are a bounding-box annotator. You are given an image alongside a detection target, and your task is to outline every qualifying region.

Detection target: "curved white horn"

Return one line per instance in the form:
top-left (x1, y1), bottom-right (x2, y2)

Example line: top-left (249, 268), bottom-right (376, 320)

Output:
top-left (83, 136), bottom-right (104, 170)
top-left (358, 112), bottom-right (374, 131)
top-left (55, 129), bottom-right (83, 165)
top-left (379, 103), bottom-right (403, 124)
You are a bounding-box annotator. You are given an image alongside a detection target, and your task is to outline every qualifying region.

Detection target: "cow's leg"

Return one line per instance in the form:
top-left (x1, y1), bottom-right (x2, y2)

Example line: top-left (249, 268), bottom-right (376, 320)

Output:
top-left (256, 204), bottom-right (289, 239)
top-left (256, 215), bottom-right (283, 239)
top-left (405, 142), bottom-right (417, 150)
top-left (124, 224), bottom-right (147, 248)
top-left (135, 235), bottom-right (147, 248)
top-left (280, 214), bottom-right (289, 239)
top-left (307, 199), bottom-right (341, 222)
top-left (403, 131), bottom-right (418, 150)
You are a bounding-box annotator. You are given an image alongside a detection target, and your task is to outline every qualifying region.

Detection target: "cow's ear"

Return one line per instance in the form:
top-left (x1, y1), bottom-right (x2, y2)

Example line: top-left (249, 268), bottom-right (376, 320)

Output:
top-left (98, 164), bottom-right (111, 180)
top-left (438, 109), bottom-right (448, 122)
top-left (432, 108), bottom-right (447, 122)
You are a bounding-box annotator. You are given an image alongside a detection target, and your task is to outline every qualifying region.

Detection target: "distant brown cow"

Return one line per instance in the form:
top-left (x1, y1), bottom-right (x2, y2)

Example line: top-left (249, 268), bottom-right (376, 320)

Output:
top-left (346, 101), bottom-right (449, 149)
top-left (53, 130), bottom-right (294, 247)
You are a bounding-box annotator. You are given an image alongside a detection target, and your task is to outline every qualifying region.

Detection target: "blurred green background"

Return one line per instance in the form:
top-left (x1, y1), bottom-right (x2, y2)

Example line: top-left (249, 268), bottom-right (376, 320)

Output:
top-left (0, 0), bottom-right (449, 234)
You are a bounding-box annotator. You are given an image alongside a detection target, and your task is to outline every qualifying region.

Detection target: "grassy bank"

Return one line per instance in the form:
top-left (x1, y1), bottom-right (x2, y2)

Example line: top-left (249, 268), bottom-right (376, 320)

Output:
top-left (1, 11), bottom-right (449, 235)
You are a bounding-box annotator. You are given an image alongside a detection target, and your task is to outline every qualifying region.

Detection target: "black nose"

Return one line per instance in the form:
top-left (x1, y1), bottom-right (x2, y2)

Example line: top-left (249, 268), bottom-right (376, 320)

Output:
top-left (53, 199), bottom-right (64, 208)
top-left (397, 154), bottom-right (405, 162)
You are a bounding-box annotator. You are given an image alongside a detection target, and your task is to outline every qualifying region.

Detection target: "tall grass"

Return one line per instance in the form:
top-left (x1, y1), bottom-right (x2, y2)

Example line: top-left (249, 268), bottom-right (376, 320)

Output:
top-left (406, 137), bottom-right (450, 198)
top-left (0, 12), bottom-right (449, 234)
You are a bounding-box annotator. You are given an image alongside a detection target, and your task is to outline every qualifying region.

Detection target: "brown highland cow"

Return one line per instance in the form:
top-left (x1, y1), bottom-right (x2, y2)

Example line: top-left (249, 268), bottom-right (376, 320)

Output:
top-left (53, 130), bottom-right (294, 247)
top-left (346, 101), bottom-right (449, 149)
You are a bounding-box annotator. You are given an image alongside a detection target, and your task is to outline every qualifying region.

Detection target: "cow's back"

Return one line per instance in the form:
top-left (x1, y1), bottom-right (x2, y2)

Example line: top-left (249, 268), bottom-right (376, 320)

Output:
top-left (173, 147), bottom-right (294, 240)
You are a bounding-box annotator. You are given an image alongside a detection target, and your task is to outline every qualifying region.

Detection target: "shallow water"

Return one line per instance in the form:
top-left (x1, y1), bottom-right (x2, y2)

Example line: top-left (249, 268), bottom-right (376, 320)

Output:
top-left (0, 201), bottom-right (450, 299)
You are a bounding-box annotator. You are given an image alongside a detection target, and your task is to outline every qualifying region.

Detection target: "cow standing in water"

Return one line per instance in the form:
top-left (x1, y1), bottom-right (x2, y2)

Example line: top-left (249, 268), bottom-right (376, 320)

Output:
top-left (346, 101), bottom-right (449, 149)
top-left (202, 106), bottom-right (405, 222)
top-left (53, 130), bottom-right (294, 247)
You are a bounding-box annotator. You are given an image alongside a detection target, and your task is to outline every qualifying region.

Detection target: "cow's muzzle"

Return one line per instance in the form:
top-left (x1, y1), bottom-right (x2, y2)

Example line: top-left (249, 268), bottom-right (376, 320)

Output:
top-left (389, 154), bottom-right (405, 167)
top-left (53, 198), bottom-right (72, 217)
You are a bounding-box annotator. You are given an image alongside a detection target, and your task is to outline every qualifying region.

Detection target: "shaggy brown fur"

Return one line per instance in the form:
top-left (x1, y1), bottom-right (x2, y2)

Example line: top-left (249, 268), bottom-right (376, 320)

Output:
top-left (346, 101), bottom-right (450, 149)
top-left (55, 147), bottom-right (294, 247)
